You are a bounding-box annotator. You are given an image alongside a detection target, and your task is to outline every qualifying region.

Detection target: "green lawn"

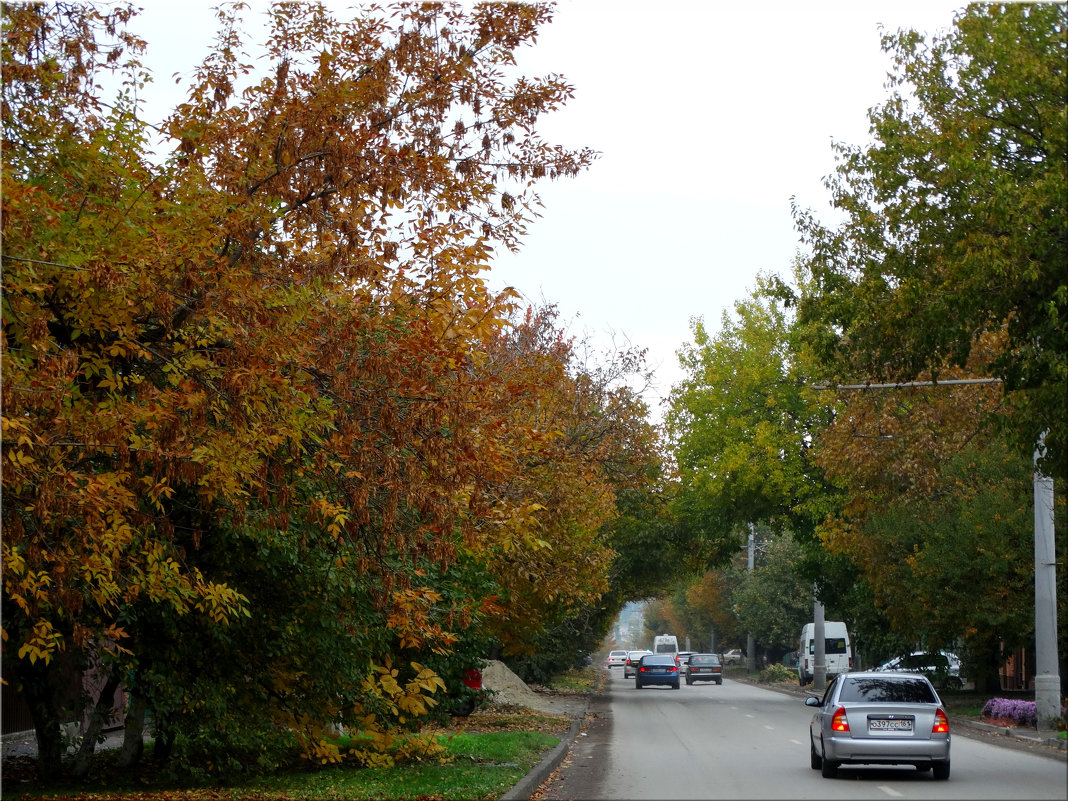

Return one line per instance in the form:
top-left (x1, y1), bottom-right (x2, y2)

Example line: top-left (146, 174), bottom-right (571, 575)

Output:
top-left (2, 728), bottom-right (563, 801)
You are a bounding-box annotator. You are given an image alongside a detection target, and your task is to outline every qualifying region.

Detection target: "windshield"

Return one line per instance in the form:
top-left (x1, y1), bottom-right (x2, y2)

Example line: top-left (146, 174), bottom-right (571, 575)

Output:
top-left (839, 677), bottom-right (937, 704)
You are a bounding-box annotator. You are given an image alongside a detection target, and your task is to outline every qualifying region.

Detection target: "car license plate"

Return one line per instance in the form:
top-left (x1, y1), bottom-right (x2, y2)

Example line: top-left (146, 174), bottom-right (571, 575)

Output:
top-left (869, 718), bottom-right (913, 732)
top-left (692, 668), bottom-right (706, 674)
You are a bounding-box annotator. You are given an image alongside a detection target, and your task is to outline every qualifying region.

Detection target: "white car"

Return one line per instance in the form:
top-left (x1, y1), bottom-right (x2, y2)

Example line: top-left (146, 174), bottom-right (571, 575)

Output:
top-left (605, 650), bottom-right (629, 668)
top-left (722, 649), bottom-right (743, 665)
top-left (624, 650), bottom-right (651, 678)
top-left (873, 651), bottom-right (962, 686)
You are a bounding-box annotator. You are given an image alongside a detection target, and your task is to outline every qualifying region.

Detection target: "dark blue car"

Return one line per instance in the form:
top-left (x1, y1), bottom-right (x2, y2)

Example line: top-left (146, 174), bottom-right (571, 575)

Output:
top-left (635, 654), bottom-right (680, 689)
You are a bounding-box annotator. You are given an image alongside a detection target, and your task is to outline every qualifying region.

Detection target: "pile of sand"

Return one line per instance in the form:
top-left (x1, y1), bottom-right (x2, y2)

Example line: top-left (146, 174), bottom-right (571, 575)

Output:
top-left (480, 660), bottom-right (545, 708)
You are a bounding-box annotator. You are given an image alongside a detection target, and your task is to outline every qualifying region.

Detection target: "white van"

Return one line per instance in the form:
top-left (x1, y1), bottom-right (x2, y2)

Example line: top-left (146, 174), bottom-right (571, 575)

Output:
top-left (652, 634), bottom-right (679, 655)
top-left (798, 622), bottom-right (853, 685)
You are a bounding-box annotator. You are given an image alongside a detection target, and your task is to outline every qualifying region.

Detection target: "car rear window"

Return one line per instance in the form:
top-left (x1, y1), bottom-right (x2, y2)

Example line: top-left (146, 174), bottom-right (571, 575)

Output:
top-left (690, 655), bottom-right (720, 665)
top-left (840, 677), bottom-right (937, 703)
top-left (641, 655), bottom-right (675, 666)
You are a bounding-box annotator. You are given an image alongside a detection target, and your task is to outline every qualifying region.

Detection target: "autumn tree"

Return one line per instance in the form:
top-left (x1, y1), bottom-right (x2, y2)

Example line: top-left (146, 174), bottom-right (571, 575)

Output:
top-left (468, 305), bottom-right (666, 680)
top-left (814, 367), bottom-right (1068, 690)
top-left (2, 1), bottom-right (595, 778)
top-left (793, 3), bottom-right (1067, 482)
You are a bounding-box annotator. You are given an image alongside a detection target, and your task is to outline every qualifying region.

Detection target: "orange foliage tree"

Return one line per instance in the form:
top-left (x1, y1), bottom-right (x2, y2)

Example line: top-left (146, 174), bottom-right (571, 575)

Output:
top-left (2, 0), bottom-right (596, 777)
top-left (468, 306), bottom-right (663, 668)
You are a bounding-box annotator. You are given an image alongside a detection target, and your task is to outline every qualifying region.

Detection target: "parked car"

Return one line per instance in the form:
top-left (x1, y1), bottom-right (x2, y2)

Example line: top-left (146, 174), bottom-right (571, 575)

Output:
top-left (873, 651), bottom-right (962, 687)
top-left (722, 648), bottom-right (743, 666)
top-left (685, 653), bottom-right (723, 685)
top-left (624, 650), bottom-right (651, 679)
top-left (635, 654), bottom-right (681, 690)
top-left (806, 671), bottom-right (951, 780)
top-left (605, 650), bottom-right (629, 668)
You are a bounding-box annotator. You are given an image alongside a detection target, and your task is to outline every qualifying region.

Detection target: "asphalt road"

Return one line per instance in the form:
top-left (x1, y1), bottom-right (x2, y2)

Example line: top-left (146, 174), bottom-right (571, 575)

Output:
top-left (533, 668), bottom-right (1068, 800)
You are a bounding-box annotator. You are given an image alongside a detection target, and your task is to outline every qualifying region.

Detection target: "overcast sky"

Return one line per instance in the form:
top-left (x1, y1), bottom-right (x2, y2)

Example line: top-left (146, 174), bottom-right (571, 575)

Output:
top-left (131, 0), bottom-right (966, 418)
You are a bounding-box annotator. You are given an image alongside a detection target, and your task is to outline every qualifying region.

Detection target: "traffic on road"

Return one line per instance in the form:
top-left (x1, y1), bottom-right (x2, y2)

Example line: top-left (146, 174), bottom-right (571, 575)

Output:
top-left (535, 665), bottom-right (1067, 800)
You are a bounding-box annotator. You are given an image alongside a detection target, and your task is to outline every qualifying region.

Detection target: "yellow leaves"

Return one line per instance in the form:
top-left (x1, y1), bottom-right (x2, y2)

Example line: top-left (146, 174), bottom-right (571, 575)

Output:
top-left (16, 620), bottom-right (62, 665)
top-left (6, 448), bottom-right (36, 468)
top-left (290, 658), bottom-right (447, 766)
top-left (313, 497), bottom-right (350, 540)
top-left (139, 475), bottom-right (175, 513)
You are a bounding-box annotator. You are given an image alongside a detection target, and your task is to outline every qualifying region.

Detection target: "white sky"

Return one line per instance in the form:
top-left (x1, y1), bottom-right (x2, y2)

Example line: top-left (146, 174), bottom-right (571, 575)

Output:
top-left (130, 0), bottom-right (966, 419)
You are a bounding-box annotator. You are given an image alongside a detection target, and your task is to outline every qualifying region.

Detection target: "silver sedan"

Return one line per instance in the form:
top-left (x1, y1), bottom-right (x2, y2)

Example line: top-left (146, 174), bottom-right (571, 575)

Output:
top-left (806, 671), bottom-right (951, 780)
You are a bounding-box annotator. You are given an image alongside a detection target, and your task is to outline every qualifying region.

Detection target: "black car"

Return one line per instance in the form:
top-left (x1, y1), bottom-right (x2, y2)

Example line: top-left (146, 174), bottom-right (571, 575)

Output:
top-left (635, 654), bottom-right (680, 690)
top-left (685, 653), bottom-right (723, 685)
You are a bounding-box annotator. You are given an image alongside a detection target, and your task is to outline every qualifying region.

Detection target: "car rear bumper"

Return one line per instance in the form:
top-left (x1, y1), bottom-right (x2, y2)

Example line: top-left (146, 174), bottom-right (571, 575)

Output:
top-left (824, 735), bottom-right (950, 764)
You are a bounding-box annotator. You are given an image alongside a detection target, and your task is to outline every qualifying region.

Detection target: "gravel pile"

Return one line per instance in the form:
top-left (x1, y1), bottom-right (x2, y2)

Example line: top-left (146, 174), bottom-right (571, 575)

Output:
top-left (481, 660), bottom-right (547, 709)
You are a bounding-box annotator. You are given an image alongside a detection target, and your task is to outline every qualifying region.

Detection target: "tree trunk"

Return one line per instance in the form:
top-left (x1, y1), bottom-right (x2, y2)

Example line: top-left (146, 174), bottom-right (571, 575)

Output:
top-left (14, 656), bottom-right (66, 781)
top-left (118, 693), bottom-right (146, 768)
top-left (26, 686), bottom-right (65, 781)
top-left (71, 674), bottom-right (120, 779)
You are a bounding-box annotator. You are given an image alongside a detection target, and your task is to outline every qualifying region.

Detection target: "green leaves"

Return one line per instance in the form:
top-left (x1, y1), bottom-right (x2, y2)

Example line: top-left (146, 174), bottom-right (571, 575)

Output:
top-left (794, 3), bottom-right (1067, 481)
top-left (667, 276), bottom-right (827, 556)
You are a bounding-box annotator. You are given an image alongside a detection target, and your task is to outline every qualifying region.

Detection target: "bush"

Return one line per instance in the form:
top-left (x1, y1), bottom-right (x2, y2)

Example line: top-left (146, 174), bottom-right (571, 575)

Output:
top-left (758, 663), bottom-right (794, 684)
top-left (981, 698), bottom-right (1037, 727)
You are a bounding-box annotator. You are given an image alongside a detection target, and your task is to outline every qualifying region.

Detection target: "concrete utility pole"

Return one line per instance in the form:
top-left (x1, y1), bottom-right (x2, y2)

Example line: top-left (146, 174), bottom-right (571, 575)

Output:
top-left (814, 596), bottom-right (827, 691)
top-left (1033, 433), bottom-right (1061, 730)
top-left (746, 528), bottom-right (756, 673)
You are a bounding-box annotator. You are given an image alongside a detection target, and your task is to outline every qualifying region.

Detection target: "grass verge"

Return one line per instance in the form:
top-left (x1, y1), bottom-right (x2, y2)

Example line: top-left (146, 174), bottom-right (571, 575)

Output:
top-left (2, 709), bottom-right (572, 801)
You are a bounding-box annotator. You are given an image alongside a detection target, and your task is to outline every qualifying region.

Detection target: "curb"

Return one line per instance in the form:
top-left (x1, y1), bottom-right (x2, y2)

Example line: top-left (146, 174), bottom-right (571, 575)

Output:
top-left (949, 715), bottom-right (1067, 752)
top-left (499, 697), bottom-right (591, 801)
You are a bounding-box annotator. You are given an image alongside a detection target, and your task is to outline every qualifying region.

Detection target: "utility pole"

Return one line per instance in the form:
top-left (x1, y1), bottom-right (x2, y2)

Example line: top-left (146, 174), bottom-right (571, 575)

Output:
top-left (814, 595), bottom-right (827, 691)
top-left (1034, 432), bottom-right (1061, 730)
top-left (747, 527), bottom-right (756, 673)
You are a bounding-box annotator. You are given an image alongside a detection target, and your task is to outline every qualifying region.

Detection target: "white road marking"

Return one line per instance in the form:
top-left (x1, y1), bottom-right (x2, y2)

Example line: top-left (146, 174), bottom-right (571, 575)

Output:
top-left (878, 786), bottom-right (903, 797)
top-left (789, 739), bottom-right (802, 744)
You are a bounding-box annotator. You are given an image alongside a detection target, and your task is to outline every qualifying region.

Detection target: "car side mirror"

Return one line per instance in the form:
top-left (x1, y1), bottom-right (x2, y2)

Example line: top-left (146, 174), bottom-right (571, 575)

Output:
top-left (805, 696), bottom-right (821, 707)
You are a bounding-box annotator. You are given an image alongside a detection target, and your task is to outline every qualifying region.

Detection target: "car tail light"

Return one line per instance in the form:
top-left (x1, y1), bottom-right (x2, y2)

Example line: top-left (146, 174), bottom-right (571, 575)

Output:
top-left (831, 707), bottom-right (850, 732)
top-left (670, 666), bottom-right (678, 673)
top-left (639, 666), bottom-right (646, 673)
top-left (932, 708), bottom-right (950, 733)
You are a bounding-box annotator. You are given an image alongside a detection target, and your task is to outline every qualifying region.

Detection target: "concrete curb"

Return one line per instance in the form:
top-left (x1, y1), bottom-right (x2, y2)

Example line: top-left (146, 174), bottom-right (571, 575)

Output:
top-left (949, 715), bottom-right (1067, 752)
top-left (499, 697), bottom-right (591, 801)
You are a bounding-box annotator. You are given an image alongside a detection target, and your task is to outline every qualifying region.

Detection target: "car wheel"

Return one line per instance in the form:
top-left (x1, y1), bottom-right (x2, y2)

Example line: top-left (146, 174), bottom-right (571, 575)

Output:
top-left (932, 760), bottom-right (950, 780)
top-left (672, 681), bottom-right (680, 689)
top-left (685, 677), bottom-right (692, 685)
top-left (809, 740), bottom-right (822, 770)
top-left (635, 679), bottom-right (642, 689)
top-left (820, 758), bottom-right (838, 779)
top-left (716, 679), bottom-right (722, 685)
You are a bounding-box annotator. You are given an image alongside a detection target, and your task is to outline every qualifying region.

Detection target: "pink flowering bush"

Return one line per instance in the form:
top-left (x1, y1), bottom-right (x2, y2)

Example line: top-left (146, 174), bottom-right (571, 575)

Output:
top-left (981, 698), bottom-right (1037, 727)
